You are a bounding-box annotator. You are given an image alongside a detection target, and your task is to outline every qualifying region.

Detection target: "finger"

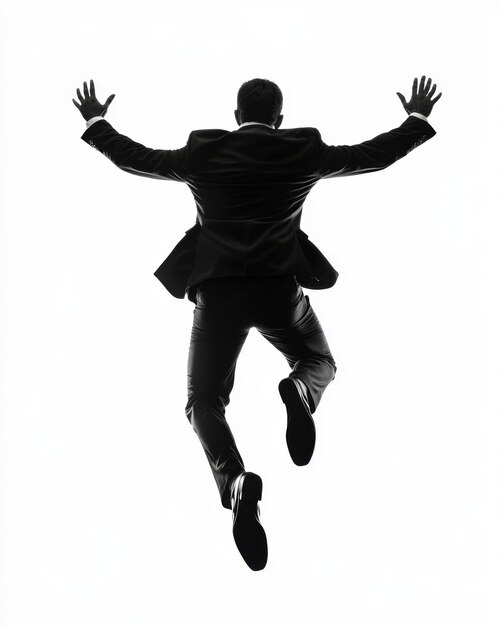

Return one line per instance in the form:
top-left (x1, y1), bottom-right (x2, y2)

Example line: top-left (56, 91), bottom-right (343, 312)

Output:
top-left (396, 92), bottom-right (406, 105)
top-left (412, 77), bottom-right (418, 97)
top-left (419, 75), bottom-right (426, 93)
top-left (72, 99), bottom-right (81, 109)
top-left (76, 88), bottom-right (84, 103)
top-left (83, 81), bottom-right (90, 99)
top-left (424, 77), bottom-right (432, 94)
top-left (90, 79), bottom-right (95, 98)
top-left (430, 92), bottom-right (442, 104)
top-left (428, 84), bottom-right (437, 98)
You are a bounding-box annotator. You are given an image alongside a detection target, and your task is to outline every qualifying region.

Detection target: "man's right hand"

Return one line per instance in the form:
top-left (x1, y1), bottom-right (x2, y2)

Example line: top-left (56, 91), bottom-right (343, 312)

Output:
top-left (396, 75), bottom-right (442, 117)
top-left (72, 79), bottom-right (115, 122)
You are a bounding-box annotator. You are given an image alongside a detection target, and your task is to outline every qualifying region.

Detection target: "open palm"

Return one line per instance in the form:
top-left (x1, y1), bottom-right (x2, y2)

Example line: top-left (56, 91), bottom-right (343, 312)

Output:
top-left (397, 75), bottom-right (442, 117)
top-left (72, 79), bottom-right (115, 121)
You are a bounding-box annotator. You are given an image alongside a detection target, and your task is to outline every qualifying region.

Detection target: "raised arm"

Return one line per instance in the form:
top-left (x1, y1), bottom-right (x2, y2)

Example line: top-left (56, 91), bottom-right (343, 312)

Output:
top-left (317, 75), bottom-right (441, 179)
top-left (73, 79), bottom-right (188, 182)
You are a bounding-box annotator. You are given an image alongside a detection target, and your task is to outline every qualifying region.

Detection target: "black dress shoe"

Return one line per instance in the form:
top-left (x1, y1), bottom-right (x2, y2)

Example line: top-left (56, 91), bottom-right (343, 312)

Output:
top-left (278, 377), bottom-right (316, 465)
top-left (230, 471), bottom-right (268, 571)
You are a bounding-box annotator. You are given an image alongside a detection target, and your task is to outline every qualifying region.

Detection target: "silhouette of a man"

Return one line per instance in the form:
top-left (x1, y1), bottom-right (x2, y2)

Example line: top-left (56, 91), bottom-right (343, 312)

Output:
top-left (73, 75), bottom-right (441, 570)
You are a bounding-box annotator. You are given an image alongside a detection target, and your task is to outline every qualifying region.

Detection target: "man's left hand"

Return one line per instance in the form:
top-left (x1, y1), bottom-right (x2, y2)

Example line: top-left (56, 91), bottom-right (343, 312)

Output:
top-left (72, 79), bottom-right (115, 121)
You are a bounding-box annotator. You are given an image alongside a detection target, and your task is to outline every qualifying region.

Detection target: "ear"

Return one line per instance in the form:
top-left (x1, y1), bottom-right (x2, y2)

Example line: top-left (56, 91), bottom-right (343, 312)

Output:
top-left (234, 109), bottom-right (241, 125)
top-left (274, 114), bottom-right (283, 129)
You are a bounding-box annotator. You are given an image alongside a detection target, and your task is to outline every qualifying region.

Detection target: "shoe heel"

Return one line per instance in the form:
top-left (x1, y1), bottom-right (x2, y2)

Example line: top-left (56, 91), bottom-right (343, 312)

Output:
top-left (240, 472), bottom-right (263, 502)
top-left (278, 378), bottom-right (294, 404)
top-left (278, 378), bottom-right (295, 404)
top-left (278, 377), bottom-right (316, 466)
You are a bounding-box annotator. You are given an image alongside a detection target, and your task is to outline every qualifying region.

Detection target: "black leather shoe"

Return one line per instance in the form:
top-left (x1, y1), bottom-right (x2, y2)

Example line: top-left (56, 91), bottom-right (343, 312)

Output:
top-left (230, 471), bottom-right (268, 571)
top-left (278, 376), bottom-right (316, 465)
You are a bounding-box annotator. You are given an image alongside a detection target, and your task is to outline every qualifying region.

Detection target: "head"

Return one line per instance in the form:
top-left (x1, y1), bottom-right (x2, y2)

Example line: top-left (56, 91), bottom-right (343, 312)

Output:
top-left (234, 78), bottom-right (284, 129)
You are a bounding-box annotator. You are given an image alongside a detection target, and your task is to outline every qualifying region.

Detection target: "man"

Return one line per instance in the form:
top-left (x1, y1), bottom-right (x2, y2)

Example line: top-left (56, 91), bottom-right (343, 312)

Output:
top-left (73, 76), bottom-right (441, 571)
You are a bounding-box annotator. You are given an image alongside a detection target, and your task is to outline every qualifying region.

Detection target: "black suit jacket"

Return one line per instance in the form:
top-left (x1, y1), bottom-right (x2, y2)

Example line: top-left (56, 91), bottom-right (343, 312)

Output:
top-left (81, 115), bottom-right (436, 303)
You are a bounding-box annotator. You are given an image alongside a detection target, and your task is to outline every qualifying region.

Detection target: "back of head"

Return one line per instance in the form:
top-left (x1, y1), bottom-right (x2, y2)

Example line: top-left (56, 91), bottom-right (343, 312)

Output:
top-left (236, 78), bottom-right (283, 126)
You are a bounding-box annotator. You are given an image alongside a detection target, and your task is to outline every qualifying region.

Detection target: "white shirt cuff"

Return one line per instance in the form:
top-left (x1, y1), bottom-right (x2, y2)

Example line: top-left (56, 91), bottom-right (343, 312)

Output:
top-left (409, 112), bottom-right (428, 122)
top-left (86, 116), bottom-right (106, 128)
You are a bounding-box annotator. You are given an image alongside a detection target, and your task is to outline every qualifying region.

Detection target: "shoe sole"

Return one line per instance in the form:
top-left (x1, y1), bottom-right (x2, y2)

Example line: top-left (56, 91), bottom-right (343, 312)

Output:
top-left (232, 472), bottom-right (268, 571)
top-left (278, 377), bottom-right (316, 466)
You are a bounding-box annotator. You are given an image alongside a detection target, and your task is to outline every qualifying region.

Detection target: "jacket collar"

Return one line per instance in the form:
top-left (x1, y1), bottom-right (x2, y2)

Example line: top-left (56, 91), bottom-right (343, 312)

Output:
top-left (237, 121), bottom-right (275, 130)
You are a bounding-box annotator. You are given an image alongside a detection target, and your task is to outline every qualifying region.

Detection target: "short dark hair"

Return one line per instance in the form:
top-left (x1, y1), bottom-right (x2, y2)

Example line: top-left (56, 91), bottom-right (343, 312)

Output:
top-left (237, 78), bottom-right (283, 125)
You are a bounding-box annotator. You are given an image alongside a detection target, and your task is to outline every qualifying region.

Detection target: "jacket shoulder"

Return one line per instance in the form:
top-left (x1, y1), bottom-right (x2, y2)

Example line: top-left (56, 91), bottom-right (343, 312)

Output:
top-left (273, 126), bottom-right (320, 139)
top-left (280, 126), bottom-right (319, 133)
top-left (189, 129), bottom-right (231, 138)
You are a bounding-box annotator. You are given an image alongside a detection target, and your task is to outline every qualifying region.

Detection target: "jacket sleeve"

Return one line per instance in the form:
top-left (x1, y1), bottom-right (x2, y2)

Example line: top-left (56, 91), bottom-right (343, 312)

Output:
top-left (81, 119), bottom-right (189, 181)
top-left (316, 115), bottom-right (436, 179)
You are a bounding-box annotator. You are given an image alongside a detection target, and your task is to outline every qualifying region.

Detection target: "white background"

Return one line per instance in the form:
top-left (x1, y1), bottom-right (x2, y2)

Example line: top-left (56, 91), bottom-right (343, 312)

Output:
top-left (1, 1), bottom-right (500, 624)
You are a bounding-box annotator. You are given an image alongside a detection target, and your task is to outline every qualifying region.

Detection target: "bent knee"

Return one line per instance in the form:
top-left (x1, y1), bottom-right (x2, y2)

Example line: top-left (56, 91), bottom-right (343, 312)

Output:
top-left (327, 356), bottom-right (337, 380)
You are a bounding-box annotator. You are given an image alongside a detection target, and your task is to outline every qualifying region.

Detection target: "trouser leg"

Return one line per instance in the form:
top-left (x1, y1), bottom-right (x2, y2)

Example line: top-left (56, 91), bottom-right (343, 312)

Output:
top-left (254, 280), bottom-right (337, 414)
top-left (185, 289), bottom-right (250, 510)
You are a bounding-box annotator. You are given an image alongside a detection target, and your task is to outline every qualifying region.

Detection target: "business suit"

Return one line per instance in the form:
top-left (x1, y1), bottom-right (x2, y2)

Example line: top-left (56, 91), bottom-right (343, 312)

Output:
top-left (81, 113), bottom-right (436, 509)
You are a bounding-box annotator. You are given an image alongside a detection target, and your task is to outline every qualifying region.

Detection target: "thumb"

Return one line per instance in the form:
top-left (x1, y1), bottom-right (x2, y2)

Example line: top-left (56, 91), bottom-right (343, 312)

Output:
top-left (102, 94), bottom-right (115, 116)
top-left (396, 92), bottom-right (405, 105)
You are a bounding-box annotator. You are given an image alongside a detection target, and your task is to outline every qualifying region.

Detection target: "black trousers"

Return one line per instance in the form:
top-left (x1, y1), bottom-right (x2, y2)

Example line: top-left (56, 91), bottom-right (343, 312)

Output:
top-left (184, 274), bottom-right (337, 510)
